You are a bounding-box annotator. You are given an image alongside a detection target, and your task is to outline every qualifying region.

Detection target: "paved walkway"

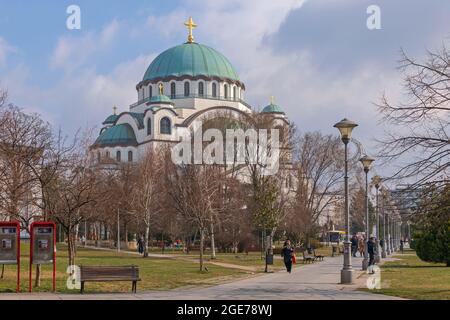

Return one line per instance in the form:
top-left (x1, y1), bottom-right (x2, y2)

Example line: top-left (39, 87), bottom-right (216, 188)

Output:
top-left (0, 255), bottom-right (402, 300)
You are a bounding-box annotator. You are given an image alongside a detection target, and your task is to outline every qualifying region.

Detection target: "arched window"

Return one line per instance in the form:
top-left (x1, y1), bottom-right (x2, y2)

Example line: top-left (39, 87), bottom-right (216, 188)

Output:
top-left (147, 118), bottom-right (152, 135)
top-left (184, 82), bottom-right (190, 97)
top-left (142, 87), bottom-right (146, 100)
top-left (171, 82), bottom-right (176, 99)
top-left (106, 151), bottom-right (110, 158)
top-left (198, 82), bottom-right (204, 96)
top-left (97, 152), bottom-right (101, 163)
top-left (233, 86), bottom-right (237, 101)
top-left (224, 84), bottom-right (228, 99)
top-left (212, 83), bottom-right (217, 97)
top-left (160, 117), bottom-right (171, 134)
top-left (128, 151), bottom-right (133, 162)
top-left (116, 150), bottom-right (121, 162)
top-left (149, 85), bottom-right (153, 98)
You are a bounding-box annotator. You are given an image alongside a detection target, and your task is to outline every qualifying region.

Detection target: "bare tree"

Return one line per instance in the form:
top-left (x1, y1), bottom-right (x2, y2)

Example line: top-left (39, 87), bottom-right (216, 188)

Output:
top-left (46, 133), bottom-right (104, 266)
top-left (165, 159), bottom-right (220, 271)
top-left (287, 132), bottom-right (344, 246)
top-left (131, 147), bottom-right (165, 257)
top-left (377, 46), bottom-right (450, 191)
top-left (0, 106), bottom-right (52, 227)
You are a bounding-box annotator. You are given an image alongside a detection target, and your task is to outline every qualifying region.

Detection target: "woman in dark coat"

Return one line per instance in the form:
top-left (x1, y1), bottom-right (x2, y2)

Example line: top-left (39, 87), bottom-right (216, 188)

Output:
top-left (281, 240), bottom-right (294, 273)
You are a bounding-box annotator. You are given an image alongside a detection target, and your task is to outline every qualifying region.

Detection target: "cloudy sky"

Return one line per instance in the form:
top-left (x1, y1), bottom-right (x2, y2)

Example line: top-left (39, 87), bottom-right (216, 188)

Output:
top-left (0, 0), bottom-right (449, 169)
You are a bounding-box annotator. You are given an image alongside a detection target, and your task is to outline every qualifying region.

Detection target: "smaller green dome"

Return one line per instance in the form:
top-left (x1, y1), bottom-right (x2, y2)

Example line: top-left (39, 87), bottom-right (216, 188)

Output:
top-left (262, 103), bottom-right (285, 114)
top-left (149, 94), bottom-right (174, 105)
top-left (93, 124), bottom-right (137, 147)
top-left (102, 114), bottom-right (119, 125)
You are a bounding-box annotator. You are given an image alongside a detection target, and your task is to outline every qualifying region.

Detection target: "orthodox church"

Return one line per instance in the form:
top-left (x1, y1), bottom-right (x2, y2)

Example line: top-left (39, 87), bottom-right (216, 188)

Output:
top-left (90, 18), bottom-right (288, 164)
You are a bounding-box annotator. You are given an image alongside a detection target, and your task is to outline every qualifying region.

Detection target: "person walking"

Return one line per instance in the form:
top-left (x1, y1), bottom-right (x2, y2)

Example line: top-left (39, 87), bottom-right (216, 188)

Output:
top-left (281, 240), bottom-right (295, 273)
top-left (400, 239), bottom-right (404, 254)
top-left (137, 236), bottom-right (144, 255)
top-left (351, 234), bottom-right (358, 257)
top-left (367, 237), bottom-right (376, 268)
top-left (358, 237), bottom-right (365, 257)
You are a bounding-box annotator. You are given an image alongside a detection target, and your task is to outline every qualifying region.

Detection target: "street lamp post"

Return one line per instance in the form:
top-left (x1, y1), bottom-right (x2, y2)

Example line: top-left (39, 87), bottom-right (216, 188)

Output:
top-left (381, 191), bottom-right (387, 258)
top-left (386, 213), bottom-right (391, 254)
top-left (359, 155), bottom-right (375, 271)
top-left (390, 217), bottom-right (395, 252)
top-left (334, 118), bottom-right (358, 284)
top-left (373, 177), bottom-right (382, 263)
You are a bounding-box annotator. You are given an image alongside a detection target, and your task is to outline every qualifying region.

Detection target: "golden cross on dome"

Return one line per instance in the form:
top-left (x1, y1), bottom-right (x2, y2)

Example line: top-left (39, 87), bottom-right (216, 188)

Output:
top-left (113, 105), bottom-right (117, 115)
top-left (270, 96), bottom-right (275, 104)
top-left (158, 83), bottom-right (164, 95)
top-left (184, 17), bottom-right (197, 43)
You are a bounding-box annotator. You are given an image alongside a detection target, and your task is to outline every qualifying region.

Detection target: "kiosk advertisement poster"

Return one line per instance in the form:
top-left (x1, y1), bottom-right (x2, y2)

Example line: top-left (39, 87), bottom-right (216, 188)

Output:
top-left (0, 221), bottom-right (21, 292)
top-left (29, 222), bottom-right (56, 292)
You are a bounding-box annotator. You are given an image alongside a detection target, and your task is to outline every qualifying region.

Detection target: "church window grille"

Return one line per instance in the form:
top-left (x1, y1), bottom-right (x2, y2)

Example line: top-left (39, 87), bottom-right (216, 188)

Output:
top-left (171, 82), bottom-right (176, 99)
top-left (184, 82), bottom-right (190, 97)
top-left (160, 117), bottom-right (171, 134)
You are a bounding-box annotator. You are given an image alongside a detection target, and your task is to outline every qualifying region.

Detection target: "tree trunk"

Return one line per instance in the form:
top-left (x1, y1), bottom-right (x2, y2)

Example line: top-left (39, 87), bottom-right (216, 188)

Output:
top-left (199, 228), bottom-right (205, 272)
top-left (210, 221), bottom-right (216, 260)
top-left (35, 265), bottom-right (41, 287)
top-left (124, 224), bottom-right (128, 248)
top-left (67, 232), bottom-right (76, 266)
top-left (143, 224), bottom-right (150, 258)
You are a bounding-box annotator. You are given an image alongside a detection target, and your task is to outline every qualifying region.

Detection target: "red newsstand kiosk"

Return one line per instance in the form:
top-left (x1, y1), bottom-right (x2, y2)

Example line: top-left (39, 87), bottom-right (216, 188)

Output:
top-left (0, 221), bottom-right (21, 292)
top-left (29, 222), bottom-right (56, 292)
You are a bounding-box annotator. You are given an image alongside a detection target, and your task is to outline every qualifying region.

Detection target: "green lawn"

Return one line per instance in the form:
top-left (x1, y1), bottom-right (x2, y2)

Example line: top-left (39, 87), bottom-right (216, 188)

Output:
top-left (0, 243), bottom-right (249, 294)
top-left (367, 250), bottom-right (450, 300)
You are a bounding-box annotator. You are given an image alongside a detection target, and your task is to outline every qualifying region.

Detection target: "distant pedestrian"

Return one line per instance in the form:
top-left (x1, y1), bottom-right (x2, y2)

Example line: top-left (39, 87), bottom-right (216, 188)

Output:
top-left (358, 237), bottom-right (365, 257)
top-left (137, 236), bottom-right (144, 255)
top-left (367, 237), bottom-right (376, 268)
top-left (400, 239), bottom-right (404, 254)
top-left (281, 240), bottom-right (294, 273)
top-left (351, 234), bottom-right (358, 257)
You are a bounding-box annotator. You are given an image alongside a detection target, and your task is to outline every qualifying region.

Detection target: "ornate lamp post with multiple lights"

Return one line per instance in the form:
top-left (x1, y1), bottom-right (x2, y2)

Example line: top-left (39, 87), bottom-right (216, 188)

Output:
top-left (359, 155), bottom-right (375, 271)
top-left (334, 118), bottom-right (358, 284)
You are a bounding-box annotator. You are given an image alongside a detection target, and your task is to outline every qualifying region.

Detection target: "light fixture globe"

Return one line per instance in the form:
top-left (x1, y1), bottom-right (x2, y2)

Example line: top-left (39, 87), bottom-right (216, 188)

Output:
top-left (372, 175), bottom-right (382, 188)
top-left (359, 155), bottom-right (375, 172)
top-left (333, 118), bottom-right (358, 141)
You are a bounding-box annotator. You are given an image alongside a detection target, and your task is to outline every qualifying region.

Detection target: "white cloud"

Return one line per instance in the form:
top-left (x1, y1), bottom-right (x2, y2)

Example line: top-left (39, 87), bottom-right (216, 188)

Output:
top-left (50, 20), bottom-right (120, 71)
top-left (3, 53), bottom-right (155, 135)
top-left (0, 37), bottom-right (16, 68)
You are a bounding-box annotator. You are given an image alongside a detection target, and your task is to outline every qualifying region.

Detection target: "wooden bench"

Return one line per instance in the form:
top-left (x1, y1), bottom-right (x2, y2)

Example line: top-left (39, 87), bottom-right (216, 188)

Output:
top-left (302, 251), bottom-right (315, 264)
top-left (80, 265), bottom-right (141, 294)
top-left (313, 249), bottom-right (325, 261)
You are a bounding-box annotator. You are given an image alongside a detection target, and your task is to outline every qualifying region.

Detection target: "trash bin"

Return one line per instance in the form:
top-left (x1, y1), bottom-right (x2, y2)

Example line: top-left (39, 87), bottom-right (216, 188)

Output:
top-left (266, 253), bottom-right (274, 265)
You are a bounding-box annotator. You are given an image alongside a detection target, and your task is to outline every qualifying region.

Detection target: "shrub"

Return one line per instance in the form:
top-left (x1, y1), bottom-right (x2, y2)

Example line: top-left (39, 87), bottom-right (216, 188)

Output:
top-left (414, 221), bottom-right (450, 267)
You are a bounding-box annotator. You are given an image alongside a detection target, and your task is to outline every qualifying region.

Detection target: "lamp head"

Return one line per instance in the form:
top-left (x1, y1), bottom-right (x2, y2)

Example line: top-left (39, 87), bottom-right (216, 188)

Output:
top-left (333, 118), bottom-right (358, 143)
top-left (372, 175), bottom-right (382, 189)
top-left (359, 155), bottom-right (375, 172)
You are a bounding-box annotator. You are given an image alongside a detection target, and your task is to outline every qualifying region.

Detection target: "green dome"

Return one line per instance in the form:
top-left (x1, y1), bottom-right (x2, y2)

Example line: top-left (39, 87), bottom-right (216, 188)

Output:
top-left (149, 94), bottom-right (174, 105)
top-left (93, 124), bottom-right (137, 147)
top-left (102, 114), bottom-right (119, 125)
top-left (143, 43), bottom-right (240, 82)
top-left (262, 103), bottom-right (285, 114)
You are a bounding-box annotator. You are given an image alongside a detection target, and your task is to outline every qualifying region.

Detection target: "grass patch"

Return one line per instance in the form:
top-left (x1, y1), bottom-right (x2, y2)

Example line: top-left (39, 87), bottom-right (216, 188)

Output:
top-left (0, 243), bottom-right (249, 294)
top-left (365, 249), bottom-right (450, 300)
